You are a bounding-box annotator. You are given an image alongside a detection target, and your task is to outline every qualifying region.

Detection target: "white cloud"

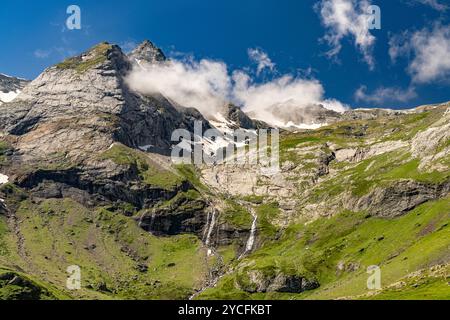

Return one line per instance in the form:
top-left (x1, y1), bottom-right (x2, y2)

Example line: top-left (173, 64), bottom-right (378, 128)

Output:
top-left (126, 51), bottom-right (348, 126)
top-left (412, 0), bottom-right (448, 11)
top-left (34, 49), bottom-right (51, 59)
top-left (126, 58), bottom-right (231, 118)
top-left (388, 31), bottom-right (410, 63)
top-left (354, 85), bottom-right (417, 104)
top-left (247, 48), bottom-right (275, 75)
top-left (389, 24), bottom-right (450, 83)
top-left (232, 71), bottom-right (348, 124)
top-left (316, 0), bottom-right (376, 69)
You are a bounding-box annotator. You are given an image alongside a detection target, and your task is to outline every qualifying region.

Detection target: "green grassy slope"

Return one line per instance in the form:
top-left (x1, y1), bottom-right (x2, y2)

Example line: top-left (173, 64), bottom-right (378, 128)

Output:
top-left (199, 106), bottom-right (450, 300)
top-left (0, 196), bottom-right (208, 300)
top-left (1, 105), bottom-right (448, 300)
top-left (199, 197), bottom-right (449, 300)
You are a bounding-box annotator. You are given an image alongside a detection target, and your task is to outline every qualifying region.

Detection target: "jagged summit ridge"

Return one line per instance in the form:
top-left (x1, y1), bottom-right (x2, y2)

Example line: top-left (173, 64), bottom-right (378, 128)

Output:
top-left (0, 41), bottom-right (210, 152)
top-left (128, 40), bottom-right (166, 65)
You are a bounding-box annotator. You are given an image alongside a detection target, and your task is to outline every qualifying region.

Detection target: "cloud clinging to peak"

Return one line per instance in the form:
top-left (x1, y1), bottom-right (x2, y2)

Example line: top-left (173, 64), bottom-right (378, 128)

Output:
top-left (126, 49), bottom-right (348, 126)
top-left (126, 58), bottom-right (231, 118)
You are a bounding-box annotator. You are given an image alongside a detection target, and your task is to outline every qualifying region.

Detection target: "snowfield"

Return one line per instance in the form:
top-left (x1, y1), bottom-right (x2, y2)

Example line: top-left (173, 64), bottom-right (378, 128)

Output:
top-left (0, 90), bottom-right (20, 104)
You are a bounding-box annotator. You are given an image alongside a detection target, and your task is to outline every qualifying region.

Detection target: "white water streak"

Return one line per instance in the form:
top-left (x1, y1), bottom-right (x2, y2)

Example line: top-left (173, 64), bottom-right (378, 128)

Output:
top-left (245, 212), bottom-right (258, 252)
top-left (205, 210), bottom-right (217, 247)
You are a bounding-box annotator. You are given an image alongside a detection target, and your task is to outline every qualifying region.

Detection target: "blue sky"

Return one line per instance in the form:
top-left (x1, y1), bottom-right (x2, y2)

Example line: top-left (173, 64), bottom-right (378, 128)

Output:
top-left (0, 0), bottom-right (449, 109)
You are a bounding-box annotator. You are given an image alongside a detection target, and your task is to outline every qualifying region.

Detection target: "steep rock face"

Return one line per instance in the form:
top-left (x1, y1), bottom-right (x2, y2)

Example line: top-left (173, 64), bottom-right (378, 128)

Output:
top-left (235, 269), bottom-right (319, 294)
top-left (138, 193), bottom-right (208, 237)
top-left (348, 180), bottom-right (450, 218)
top-left (0, 43), bottom-right (204, 151)
top-left (0, 42), bottom-right (213, 224)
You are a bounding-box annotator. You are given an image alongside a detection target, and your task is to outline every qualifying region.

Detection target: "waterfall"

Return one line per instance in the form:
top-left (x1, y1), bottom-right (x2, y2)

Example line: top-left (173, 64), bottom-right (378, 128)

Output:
top-left (202, 211), bottom-right (211, 240)
top-left (149, 211), bottom-right (156, 230)
top-left (138, 210), bottom-right (156, 233)
top-left (237, 207), bottom-right (258, 260)
top-left (245, 212), bottom-right (257, 252)
top-left (137, 211), bottom-right (146, 229)
top-left (204, 210), bottom-right (217, 247)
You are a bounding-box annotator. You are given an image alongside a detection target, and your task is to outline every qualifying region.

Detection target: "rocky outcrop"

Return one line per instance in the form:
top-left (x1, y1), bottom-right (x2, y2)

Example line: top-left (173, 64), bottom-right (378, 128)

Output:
top-left (343, 108), bottom-right (403, 121)
top-left (348, 180), bottom-right (450, 218)
top-left (411, 119), bottom-right (450, 170)
top-left (0, 271), bottom-right (57, 300)
top-left (222, 104), bottom-right (268, 130)
top-left (332, 140), bottom-right (409, 163)
top-left (236, 269), bottom-right (319, 294)
top-left (138, 193), bottom-right (208, 236)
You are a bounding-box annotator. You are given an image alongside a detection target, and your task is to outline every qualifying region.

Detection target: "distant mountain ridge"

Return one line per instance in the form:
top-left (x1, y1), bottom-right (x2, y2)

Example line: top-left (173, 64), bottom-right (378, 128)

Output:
top-left (0, 73), bottom-right (29, 105)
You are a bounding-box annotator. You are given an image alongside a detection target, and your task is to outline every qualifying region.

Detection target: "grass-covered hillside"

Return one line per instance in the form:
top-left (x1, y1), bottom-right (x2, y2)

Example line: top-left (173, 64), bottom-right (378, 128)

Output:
top-left (0, 103), bottom-right (449, 300)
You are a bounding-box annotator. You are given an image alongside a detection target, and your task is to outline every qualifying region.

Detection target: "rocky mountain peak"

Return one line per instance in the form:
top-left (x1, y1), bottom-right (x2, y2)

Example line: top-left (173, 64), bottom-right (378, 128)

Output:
top-left (0, 40), bottom-right (211, 159)
top-left (269, 102), bottom-right (342, 127)
top-left (0, 73), bottom-right (29, 93)
top-left (53, 42), bottom-right (131, 75)
top-left (0, 73), bottom-right (29, 105)
top-left (220, 103), bottom-right (268, 130)
top-left (128, 40), bottom-right (166, 65)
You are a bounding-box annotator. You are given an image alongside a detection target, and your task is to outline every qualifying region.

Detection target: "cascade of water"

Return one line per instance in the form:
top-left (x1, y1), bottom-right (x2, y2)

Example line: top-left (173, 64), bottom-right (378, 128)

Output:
top-left (202, 211), bottom-right (211, 241)
top-left (137, 211), bottom-right (146, 229)
top-left (149, 211), bottom-right (156, 230)
top-left (245, 212), bottom-right (258, 252)
top-left (138, 210), bottom-right (156, 233)
top-left (204, 209), bottom-right (217, 247)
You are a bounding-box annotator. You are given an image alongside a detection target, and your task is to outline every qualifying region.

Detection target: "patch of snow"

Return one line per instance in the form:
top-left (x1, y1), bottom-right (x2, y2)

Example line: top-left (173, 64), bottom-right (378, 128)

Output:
top-left (0, 173), bottom-right (9, 185)
top-left (0, 90), bottom-right (20, 103)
